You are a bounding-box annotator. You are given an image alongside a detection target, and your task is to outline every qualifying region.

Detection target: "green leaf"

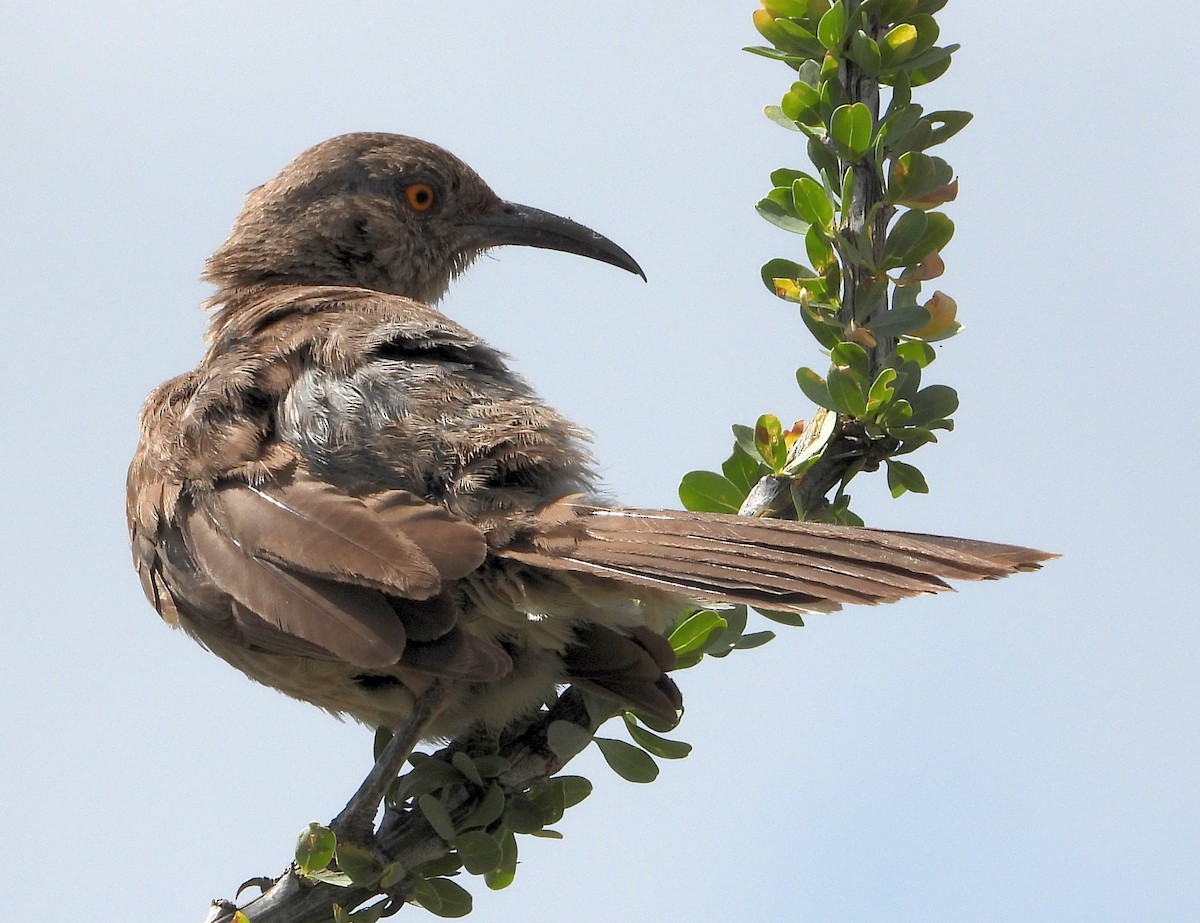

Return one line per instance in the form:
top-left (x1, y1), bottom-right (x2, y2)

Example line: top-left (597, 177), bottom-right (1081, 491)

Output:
top-left (886, 459), bottom-right (930, 497)
top-left (554, 775), bottom-right (594, 809)
top-left (763, 103), bottom-right (805, 132)
top-left (418, 794), bottom-right (458, 842)
top-left (906, 211), bottom-right (954, 263)
top-left (907, 384), bottom-right (959, 426)
top-left (817, 1), bottom-right (847, 50)
top-left (879, 23), bottom-right (918, 67)
top-left (335, 842), bottom-right (383, 886)
top-left (501, 793), bottom-right (546, 834)
top-left (799, 303), bottom-right (844, 350)
top-left (596, 738), bottom-right (660, 783)
top-left (756, 607), bottom-right (807, 627)
top-left (847, 30), bottom-right (881, 75)
top-left (774, 18), bottom-right (828, 57)
top-left (756, 198), bottom-right (810, 234)
top-left (868, 305), bottom-right (931, 336)
top-left (678, 470), bottom-right (744, 514)
top-left (547, 720), bottom-right (594, 761)
top-left (867, 367), bottom-right (897, 413)
top-left (754, 413), bottom-right (789, 473)
top-left (830, 102), bottom-right (873, 159)
top-left (781, 81), bottom-right (824, 124)
top-left (471, 754), bottom-right (511, 779)
top-left (372, 726), bottom-right (393, 762)
top-left (460, 782), bottom-right (506, 832)
top-left (668, 609), bottom-right (728, 656)
top-left (831, 341), bottom-right (869, 381)
top-left (761, 257), bottom-right (817, 294)
top-left (485, 830), bottom-right (518, 891)
top-left (893, 340), bottom-right (936, 368)
top-left (454, 830), bottom-right (503, 876)
top-left (295, 823), bottom-right (336, 876)
top-left (792, 176), bottom-right (834, 226)
top-left (414, 855), bottom-right (464, 879)
top-left (805, 224), bottom-right (834, 270)
top-left (704, 604), bottom-right (748, 656)
top-left (623, 715), bottom-right (693, 759)
top-left (925, 109), bottom-right (973, 146)
top-left (379, 862), bottom-right (408, 890)
top-left (722, 443), bottom-right (764, 495)
top-left (732, 424), bottom-right (766, 464)
top-left (908, 46), bottom-right (957, 86)
top-left (827, 365), bottom-right (867, 417)
top-left (451, 752), bottom-right (483, 787)
top-left (411, 878), bottom-right (473, 918)
top-left (883, 209), bottom-right (927, 266)
top-left (796, 366), bottom-right (835, 410)
top-left (888, 152), bottom-right (953, 204)
top-left (733, 630), bottom-right (777, 650)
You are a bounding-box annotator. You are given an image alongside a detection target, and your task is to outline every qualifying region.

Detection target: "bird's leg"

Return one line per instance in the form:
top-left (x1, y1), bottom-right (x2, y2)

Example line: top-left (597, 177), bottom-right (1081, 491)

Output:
top-left (330, 681), bottom-right (450, 845)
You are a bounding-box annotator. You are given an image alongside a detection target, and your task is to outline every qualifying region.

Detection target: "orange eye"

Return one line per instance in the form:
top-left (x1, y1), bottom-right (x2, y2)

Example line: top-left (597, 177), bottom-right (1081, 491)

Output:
top-left (405, 182), bottom-right (436, 211)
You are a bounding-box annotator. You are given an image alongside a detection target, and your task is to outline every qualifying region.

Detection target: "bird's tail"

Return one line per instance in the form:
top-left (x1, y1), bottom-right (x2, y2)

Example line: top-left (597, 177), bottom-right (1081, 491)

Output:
top-left (499, 504), bottom-right (1056, 616)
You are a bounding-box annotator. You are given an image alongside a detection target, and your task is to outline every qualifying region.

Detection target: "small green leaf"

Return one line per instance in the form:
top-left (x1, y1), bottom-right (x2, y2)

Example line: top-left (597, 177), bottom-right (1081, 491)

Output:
top-left (414, 855), bottom-right (464, 879)
top-left (805, 225), bottom-right (834, 270)
top-left (827, 365), bottom-right (867, 417)
top-left (679, 470), bottom-right (744, 514)
top-left (547, 720), bottom-right (594, 761)
top-left (451, 752), bottom-right (483, 787)
top-left (335, 842), bottom-right (383, 886)
top-left (596, 738), bottom-right (660, 783)
top-left (379, 863), bottom-right (408, 891)
top-left (848, 30), bottom-right (881, 75)
top-left (295, 823), bottom-right (336, 876)
top-left (761, 257), bottom-right (817, 295)
top-left (757, 198), bottom-right (810, 233)
top-left (722, 443), bottom-right (764, 495)
top-left (754, 413), bottom-right (788, 473)
top-left (411, 878), bottom-right (473, 918)
top-left (830, 102), bottom-right (873, 159)
top-left (471, 754), bottom-right (511, 779)
top-left (907, 384), bottom-right (959, 426)
top-left (831, 341), bottom-right (869, 381)
top-left (763, 103), bottom-right (805, 131)
top-left (774, 18), bottom-right (828, 57)
top-left (418, 795), bottom-right (458, 842)
top-left (501, 794), bottom-right (546, 834)
top-left (817, 1), bottom-right (847, 50)
top-left (925, 109), bottom-right (973, 146)
top-left (879, 23), bottom-right (918, 67)
top-left (868, 305), bottom-right (932, 336)
top-left (733, 424), bottom-right (766, 464)
top-left (867, 368), bottom-right (898, 413)
top-left (796, 366), bottom-right (835, 410)
top-left (668, 609), bottom-right (728, 656)
top-left (485, 830), bottom-right (518, 891)
top-left (460, 782), bottom-right (506, 832)
top-left (886, 459), bottom-right (929, 497)
top-left (756, 607), bottom-right (807, 627)
top-left (893, 340), bottom-right (936, 368)
top-left (792, 176), bottom-right (834, 226)
top-left (733, 630), bottom-right (777, 650)
top-left (623, 715), bottom-right (693, 759)
top-left (454, 830), bottom-right (503, 876)
top-left (372, 726), bottom-right (393, 762)
top-left (883, 209), bottom-right (927, 266)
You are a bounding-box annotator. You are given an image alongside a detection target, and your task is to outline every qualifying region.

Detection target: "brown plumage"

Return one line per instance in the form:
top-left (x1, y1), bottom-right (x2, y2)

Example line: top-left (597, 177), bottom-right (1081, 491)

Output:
top-left (127, 132), bottom-right (1053, 738)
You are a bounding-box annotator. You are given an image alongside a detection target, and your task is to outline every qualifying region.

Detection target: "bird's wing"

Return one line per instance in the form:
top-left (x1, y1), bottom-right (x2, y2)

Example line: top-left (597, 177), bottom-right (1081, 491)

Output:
top-left (499, 501), bottom-right (1057, 615)
top-left (134, 466), bottom-right (510, 680)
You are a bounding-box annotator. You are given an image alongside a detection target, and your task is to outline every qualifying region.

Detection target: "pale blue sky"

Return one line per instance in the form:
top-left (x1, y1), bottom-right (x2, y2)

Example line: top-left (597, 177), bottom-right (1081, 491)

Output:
top-left (4, 3), bottom-right (1197, 920)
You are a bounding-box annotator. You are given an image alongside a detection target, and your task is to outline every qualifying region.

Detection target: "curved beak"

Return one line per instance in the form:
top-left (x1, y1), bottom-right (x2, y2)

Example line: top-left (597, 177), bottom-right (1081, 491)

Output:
top-left (461, 200), bottom-right (646, 280)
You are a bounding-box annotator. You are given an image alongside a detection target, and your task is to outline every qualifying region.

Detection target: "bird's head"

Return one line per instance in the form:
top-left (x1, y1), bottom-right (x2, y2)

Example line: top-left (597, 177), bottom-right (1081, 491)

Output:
top-left (203, 132), bottom-right (644, 304)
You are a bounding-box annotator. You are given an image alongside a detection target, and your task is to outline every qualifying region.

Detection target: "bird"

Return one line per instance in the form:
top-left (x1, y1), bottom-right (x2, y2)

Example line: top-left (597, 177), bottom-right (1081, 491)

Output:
top-left (127, 132), bottom-right (1053, 745)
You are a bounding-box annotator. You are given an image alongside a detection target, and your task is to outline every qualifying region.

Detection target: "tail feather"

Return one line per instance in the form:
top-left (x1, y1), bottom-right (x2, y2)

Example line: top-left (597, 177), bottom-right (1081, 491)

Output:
top-left (500, 504), bottom-right (1056, 615)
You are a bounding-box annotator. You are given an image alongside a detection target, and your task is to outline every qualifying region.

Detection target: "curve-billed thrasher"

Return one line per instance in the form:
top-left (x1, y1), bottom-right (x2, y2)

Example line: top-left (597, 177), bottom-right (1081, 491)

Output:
top-left (128, 132), bottom-right (1051, 740)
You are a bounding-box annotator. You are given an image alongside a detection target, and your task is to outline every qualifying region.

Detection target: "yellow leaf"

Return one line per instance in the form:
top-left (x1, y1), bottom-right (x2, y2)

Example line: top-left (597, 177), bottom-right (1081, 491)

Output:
top-left (912, 290), bottom-right (957, 338)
